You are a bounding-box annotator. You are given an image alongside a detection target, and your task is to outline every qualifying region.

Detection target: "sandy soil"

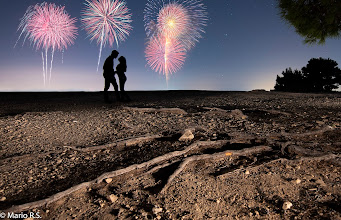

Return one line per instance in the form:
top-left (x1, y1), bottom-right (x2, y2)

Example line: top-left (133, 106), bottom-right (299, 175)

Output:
top-left (0, 91), bottom-right (340, 219)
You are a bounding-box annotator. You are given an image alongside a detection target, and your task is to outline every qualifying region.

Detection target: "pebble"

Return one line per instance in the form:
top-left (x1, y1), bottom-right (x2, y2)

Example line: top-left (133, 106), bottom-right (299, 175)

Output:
top-left (152, 207), bottom-right (163, 214)
top-left (282, 201), bottom-right (293, 210)
top-left (0, 197), bottom-right (6, 201)
top-left (105, 178), bottom-right (112, 184)
top-left (295, 179), bottom-right (301, 184)
top-left (109, 194), bottom-right (118, 203)
top-left (245, 170), bottom-right (250, 175)
top-left (179, 130), bottom-right (194, 142)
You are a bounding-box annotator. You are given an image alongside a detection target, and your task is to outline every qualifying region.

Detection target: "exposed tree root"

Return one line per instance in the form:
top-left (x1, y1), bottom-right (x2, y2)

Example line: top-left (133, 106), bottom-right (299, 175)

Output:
top-left (5, 140), bottom-right (227, 213)
top-left (295, 153), bottom-right (339, 163)
top-left (286, 145), bottom-right (327, 157)
top-left (160, 145), bottom-right (273, 194)
top-left (95, 140), bottom-right (228, 183)
top-left (282, 126), bottom-right (334, 138)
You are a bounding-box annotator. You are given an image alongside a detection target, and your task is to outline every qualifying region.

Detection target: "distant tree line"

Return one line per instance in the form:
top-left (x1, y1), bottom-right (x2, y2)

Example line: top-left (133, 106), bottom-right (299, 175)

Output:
top-left (275, 58), bottom-right (341, 93)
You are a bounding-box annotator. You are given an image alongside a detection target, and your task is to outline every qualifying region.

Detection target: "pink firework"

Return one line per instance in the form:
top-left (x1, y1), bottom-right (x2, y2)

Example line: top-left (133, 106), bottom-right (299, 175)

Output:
top-left (28, 3), bottom-right (77, 52)
top-left (16, 2), bottom-right (77, 86)
top-left (145, 35), bottom-right (186, 82)
top-left (157, 3), bottom-right (189, 39)
top-left (144, 0), bottom-right (207, 84)
top-left (81, 0), bottom-right (133, 71)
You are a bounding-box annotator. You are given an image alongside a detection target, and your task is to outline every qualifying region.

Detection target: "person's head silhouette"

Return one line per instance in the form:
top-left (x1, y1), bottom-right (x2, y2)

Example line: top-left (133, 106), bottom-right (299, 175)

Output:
top-left (118, 56), bottom-right (126, 65)
top-left (111, 50), bottom-right (119, 59)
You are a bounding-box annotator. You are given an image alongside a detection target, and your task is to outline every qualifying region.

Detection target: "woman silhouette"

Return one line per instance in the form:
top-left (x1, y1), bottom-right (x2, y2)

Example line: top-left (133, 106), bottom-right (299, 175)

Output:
top-left (116, 56), bottom-right (131, 101)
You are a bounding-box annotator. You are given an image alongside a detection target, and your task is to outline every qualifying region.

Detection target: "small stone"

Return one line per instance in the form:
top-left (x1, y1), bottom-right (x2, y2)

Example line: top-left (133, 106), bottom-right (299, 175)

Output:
top-left (105, 178), bottom-right (112, 184)
top-left (0, 197), bottom-right (6, 201)
top-left (295, 179), bottom-right (301, 184)
top-left (245, 170), bottom-right (250, 175)
top-left (179, 130), bottom-right (194, 142)
top-left (109, 194), bottom-right (118, 203)
top-left (141, 211), bottom-right (149, 217)
top-left (156, 216), bottom-right (162, 220)
top-left (282, 201), bottom-right (293, 210)
top-left (152, 207), bottom-right (163, 214)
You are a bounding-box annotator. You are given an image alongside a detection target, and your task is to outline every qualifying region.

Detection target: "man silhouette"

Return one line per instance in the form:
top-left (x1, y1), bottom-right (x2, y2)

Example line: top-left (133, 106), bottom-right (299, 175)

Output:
top-left (103, 50), bottom-right (120, 102)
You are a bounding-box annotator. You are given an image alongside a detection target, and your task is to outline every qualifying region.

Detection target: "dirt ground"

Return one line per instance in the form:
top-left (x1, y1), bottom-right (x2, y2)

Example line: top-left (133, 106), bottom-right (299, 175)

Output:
top-left (0, 91), bottom-right (340, 219)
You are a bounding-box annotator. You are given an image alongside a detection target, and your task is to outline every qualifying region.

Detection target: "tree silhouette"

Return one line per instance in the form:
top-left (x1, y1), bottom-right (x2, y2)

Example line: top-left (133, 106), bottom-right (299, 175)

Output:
top-left (274, 68), bottom-right (305, 92)
top-left (275, 58), bottom-right (341, 93)
top-left (302, 58), bottom-right (341, 92)
top-left (278, 0), bottom-right (341, 44)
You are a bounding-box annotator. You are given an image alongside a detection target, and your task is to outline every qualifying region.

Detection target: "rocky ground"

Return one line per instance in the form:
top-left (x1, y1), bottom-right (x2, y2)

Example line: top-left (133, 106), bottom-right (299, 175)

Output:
top-left (0, 91), bottom-right (340, 219)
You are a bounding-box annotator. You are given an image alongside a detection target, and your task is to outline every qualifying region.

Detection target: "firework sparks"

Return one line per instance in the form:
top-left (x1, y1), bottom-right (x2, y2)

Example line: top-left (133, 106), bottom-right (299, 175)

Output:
top-left (144, 0), bottom-right (207, 83)
top-left (146, 35), bottom-right (186, 81)
top-left (81, 0), bottom-right (133, 71)
top-left (157, 3), bottom-right (189, 39)
top-left (16, 2), bottom-right (77, 86)
top-left (14, 5), bottom-right (35, 48)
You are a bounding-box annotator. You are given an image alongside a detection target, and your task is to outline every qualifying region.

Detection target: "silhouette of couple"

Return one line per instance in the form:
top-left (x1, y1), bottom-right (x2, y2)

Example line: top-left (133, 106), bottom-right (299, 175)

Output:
top-left (103, 50), bottom-right (130, 103)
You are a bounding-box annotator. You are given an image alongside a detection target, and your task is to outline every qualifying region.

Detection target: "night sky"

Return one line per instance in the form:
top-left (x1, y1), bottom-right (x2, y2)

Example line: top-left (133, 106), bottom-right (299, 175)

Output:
top-left (1, 0), bottom-right (340, 91)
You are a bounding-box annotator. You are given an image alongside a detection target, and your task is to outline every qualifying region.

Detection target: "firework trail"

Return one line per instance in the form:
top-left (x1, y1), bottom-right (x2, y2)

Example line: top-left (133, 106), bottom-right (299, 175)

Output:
top-left (16, 3), bottom-right (78, 86)
top-left (81, 0), bottom-right (133, 71)
top-left (144, 0), bottom-right (207, 83)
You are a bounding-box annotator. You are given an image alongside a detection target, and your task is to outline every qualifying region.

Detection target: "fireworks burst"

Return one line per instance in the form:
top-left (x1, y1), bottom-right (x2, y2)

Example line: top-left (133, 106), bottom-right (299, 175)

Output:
top-left (146, 35), bottom-right (186, 82)
top-left (144, 0), bottom-right (207, 83)
top-left (157, 3), bottom-right (189, 39)
top-left (81, 0), bottom-right (133, 71)
top-left (16, 2), bottom-right (78, 86)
